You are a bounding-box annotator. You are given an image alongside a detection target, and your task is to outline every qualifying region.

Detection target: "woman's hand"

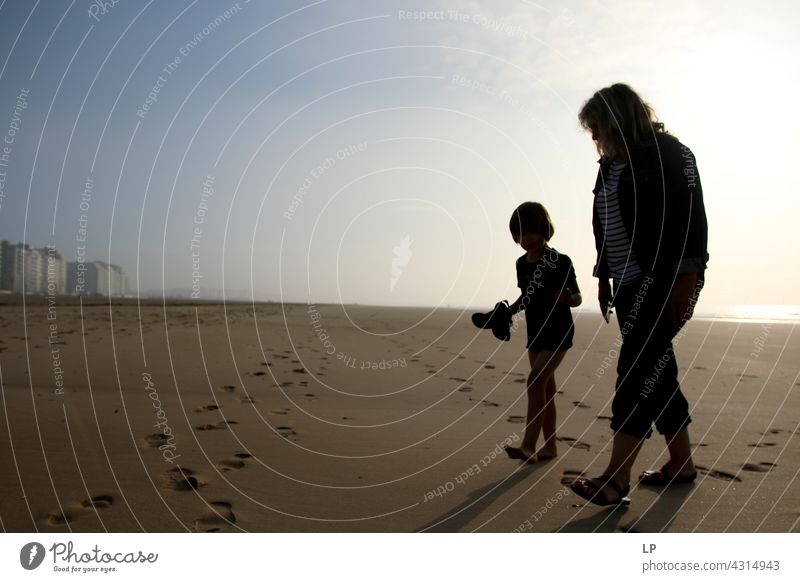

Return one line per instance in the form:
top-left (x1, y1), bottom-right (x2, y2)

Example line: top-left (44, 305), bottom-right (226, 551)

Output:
top-left (598, 278), bottom-right (612, 320)
top-left (670, 272), bottom-right (699, 328)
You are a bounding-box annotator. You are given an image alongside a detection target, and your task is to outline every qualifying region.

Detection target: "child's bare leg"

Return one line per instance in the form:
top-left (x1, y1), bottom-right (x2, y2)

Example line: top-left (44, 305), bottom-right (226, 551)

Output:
top-left (537, 374), bottom-right (558, 459)
top-left (521, 372), bottom-right (547, 453)
top-left (520, 350), bottom-right (565, 457)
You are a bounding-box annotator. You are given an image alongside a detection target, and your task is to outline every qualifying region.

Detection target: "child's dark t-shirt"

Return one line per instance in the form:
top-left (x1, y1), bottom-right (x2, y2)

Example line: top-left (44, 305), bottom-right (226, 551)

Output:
top-left (516, 247), bottom-right (576, 351)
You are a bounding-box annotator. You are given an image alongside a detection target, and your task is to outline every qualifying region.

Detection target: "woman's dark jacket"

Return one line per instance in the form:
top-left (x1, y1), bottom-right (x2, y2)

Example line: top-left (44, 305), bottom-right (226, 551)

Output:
top-left (591, 132), bottom-right (709, 282)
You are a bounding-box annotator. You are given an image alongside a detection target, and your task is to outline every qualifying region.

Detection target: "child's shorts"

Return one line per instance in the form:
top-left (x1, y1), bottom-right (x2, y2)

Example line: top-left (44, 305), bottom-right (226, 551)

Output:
top-left (526, 321), bottom-right (574, 352)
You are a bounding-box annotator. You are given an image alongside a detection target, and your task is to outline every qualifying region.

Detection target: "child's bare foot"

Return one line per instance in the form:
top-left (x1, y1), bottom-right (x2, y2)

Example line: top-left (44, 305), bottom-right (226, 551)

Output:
top-left (535, 445), bottom-right (557, 460)
top-left (505, 445), bottom-right (538, 464)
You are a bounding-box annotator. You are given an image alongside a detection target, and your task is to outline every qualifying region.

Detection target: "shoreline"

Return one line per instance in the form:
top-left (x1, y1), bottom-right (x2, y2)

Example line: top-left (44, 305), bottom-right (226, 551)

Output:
top-left (0, 294), bottom-right (796, 325)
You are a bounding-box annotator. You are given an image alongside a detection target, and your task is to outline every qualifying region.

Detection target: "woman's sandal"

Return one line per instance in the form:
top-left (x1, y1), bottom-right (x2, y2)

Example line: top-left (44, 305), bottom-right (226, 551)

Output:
top-left (639, 463), bottom-right (697, 487)
top-left (570, 474), bottom-right (631, 507)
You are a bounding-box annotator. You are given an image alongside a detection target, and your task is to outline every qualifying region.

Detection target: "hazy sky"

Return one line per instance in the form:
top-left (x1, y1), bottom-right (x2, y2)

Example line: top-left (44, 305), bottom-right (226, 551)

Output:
top-left (0, 0), bottom-right (798, 313)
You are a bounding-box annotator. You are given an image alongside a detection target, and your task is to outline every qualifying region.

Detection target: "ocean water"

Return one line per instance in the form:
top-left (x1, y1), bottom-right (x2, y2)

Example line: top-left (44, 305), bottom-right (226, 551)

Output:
top-left (693, 305), bottom-right (800, 324)
top-left (571, 305), bottom-right (800, 324)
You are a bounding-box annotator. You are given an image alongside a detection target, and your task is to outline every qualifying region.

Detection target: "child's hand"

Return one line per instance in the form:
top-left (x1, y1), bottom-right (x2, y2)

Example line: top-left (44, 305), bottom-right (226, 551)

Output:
top-left (553, 288), bottom-right (573, 305)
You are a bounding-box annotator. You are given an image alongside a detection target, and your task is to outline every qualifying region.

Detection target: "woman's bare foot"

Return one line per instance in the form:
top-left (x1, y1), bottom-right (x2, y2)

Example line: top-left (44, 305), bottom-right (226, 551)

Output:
top-left (505, 445), bottom-right (538, 464)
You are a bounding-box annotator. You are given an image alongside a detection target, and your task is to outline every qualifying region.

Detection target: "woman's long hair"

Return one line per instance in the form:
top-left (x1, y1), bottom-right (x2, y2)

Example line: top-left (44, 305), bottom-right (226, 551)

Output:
top-left (578, 83), bottom-right (665, 160)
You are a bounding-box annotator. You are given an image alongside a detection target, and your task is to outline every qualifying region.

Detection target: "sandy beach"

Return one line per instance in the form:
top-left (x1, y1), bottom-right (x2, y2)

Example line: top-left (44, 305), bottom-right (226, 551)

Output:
top-left (0, 296), bottom-right (797, 533)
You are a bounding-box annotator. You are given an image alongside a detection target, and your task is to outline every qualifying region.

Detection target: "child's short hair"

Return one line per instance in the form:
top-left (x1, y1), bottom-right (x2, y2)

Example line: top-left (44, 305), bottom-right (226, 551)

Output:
top-left (509, 202), bottom-right (554, 243)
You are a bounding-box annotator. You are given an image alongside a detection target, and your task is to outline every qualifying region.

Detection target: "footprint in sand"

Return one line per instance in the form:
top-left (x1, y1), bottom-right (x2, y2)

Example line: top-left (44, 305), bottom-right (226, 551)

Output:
top-left (293, 368), bottom-right (306, 374)
top-left (458, 386), bottom-right (473, 392)
top-left (43, 507), bottom-right (84, 526)
top-left (194, 404), bottom-right (220, 412)
top-left (42, 495), bottom-right (114, 526)
top-left (218, 459), bottom-right (246, 471)
top-left (196, 420), bottom-right (238, 431)
top-left (304, 393), bottom-right (317, 399)
top-left (737, 373), bottom-right (758, 379)
top-left (481, 400), bottom-right (499, 407)
top-left (218, 453), bottom-right (252, 471)
top-left (695, 465), bottom-right (742, 482)
top-left (276, 426), bottom-right (296, 438)
top-left (506, 415), bottom-right (525, 424)
top-left (513, 378), bottom-right (527, 383)
top-left (484, 364), bottom-right (496, 369)
top-left (240, 396), bottom-right (256, 404)
top-left (690, 442), bottom-right (709, 447)
top-left (557, 436), bottom-right (591, 451)
top-left (747, 442), bottom-right (776, 448)
top-left (762, 428), bottom-right (784, 435)
top-left (572, 401), bottom-right (591, 409)
top-left (144, 433), bottom-right (173, 447)
top-left (253, 371), bottom-right (266, 376)
top-left (192, 501), bottom-right (236, 532)
top-left (596, 415), bottom-right (613, 421)
top-left (196, 424), bottom-right (221, 432)
top-left (218, 385), bottom-right (236, 393)
top-left (163, 467), bottom-right (207, 491)
top-left (742, 462), bottom-right (777, 472)
top-left (560, 469), bottom-right (585, 485)
top-left (271, 408), bottom-right (291, 415)
top-left (692, 366), bottom-right (708, 370)
top-left (449, 377), bottom-right (468, 382)
top-left (81, 495), bottom-right (114, 509)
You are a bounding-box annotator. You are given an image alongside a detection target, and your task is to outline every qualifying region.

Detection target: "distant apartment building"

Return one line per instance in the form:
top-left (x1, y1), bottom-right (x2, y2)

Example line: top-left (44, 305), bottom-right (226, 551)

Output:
top-left (0, 240), bottom-right (125, 296)
top-left (0, 240), bottom-right (66, 294)
top-left (66, 260), bottom-right (128, 297)
top-left (107, 263), bottom-right (128, 297)
top-left (44, 246), bottom-right (67, 295)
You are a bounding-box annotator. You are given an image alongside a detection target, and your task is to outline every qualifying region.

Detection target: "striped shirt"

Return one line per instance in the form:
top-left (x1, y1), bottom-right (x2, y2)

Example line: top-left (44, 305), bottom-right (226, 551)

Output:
top-left (595, 162), bottom-right (643, 284)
